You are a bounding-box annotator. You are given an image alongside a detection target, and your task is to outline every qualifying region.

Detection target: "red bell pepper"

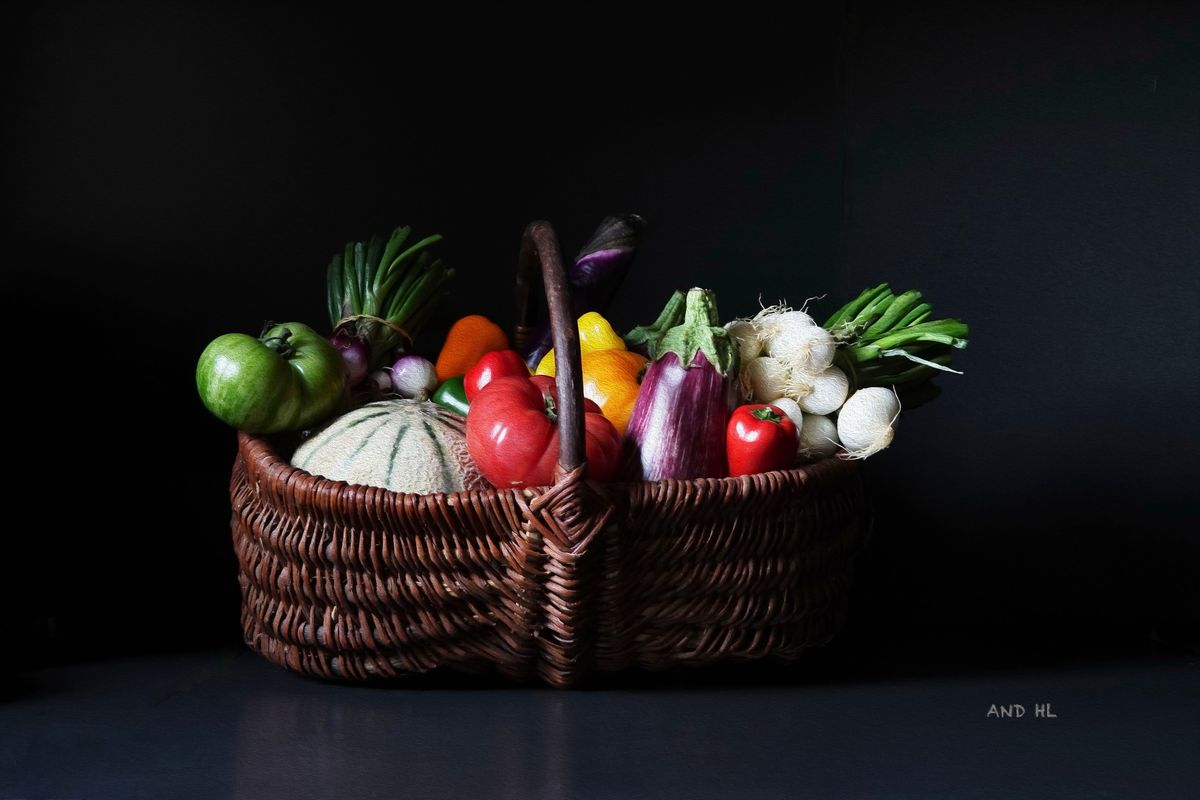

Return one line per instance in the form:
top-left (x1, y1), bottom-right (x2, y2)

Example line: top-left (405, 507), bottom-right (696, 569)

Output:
top-left (466, 375), bottom-right (621, 488)
top-left (726, 404), bottom-right (799, 477)
top-left (464, 349), bottom-right (531, 402)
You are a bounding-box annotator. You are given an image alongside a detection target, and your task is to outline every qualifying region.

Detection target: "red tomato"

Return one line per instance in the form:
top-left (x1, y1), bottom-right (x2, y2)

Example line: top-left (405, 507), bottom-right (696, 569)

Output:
top-left (463, 349), bottom-right (530, 402)
top-left (726, 404), bottom-right (798, 477)
top-left (466, 376), bottom-right (622, 487)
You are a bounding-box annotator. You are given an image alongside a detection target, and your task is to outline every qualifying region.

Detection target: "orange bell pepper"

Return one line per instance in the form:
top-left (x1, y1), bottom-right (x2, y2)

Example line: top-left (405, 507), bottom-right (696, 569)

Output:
top-left (435, 315), bottom-right (509, 382)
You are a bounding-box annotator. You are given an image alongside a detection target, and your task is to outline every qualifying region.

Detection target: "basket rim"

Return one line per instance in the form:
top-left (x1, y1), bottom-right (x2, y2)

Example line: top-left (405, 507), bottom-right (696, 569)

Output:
top-left (236, 430), bottom-right (862, 506)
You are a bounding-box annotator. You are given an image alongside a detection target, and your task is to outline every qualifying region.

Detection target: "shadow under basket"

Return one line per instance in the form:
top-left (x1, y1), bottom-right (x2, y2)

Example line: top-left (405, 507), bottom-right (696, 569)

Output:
top-left (229, 221), bottom-right (872, 687)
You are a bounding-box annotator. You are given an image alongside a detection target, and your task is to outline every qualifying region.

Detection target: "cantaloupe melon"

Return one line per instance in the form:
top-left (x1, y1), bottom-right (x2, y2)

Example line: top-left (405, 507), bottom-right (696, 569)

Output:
top-left (291, 400), bottom-right (485, 494)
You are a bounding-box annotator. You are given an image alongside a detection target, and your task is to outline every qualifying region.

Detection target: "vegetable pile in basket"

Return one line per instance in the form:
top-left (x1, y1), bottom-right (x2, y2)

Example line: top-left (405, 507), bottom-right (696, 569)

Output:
top-left (197, 216), bottom-right (970, 493)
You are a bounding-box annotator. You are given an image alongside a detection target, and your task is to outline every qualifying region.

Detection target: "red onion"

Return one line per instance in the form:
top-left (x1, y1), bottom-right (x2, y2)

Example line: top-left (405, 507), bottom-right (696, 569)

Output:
top-left (389, 355), bottom-right (438, 400)
top-left (330, 330), bottom-right (369, 386)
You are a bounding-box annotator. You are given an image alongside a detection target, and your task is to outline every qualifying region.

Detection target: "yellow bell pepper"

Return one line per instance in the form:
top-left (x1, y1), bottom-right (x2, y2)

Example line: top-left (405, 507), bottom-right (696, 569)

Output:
top-left (535, 312), bottom-right (626, 373)
top-left (535, 312), bottom-right (646, 435)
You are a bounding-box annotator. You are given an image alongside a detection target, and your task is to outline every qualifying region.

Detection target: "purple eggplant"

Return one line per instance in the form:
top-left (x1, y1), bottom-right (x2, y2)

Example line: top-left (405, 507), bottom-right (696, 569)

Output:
top-left (623, 288), bottom-right (740, 481)
top-left (520, 214), bottom-right (645, 368)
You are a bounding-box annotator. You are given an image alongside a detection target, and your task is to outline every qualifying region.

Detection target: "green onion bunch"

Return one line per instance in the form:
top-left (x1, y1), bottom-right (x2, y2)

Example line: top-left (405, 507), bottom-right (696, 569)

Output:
top-left (327, 224), bottom-right (454, 370)
top-left (824, 283), bottom-right (969, 403)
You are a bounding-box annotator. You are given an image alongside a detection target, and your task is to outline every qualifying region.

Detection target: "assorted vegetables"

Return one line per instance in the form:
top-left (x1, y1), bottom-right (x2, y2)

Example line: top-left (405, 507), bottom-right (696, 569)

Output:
top-left (719, 283), bottom-right (969, 462)
top-left (198, 215), bottom-right (970, 494)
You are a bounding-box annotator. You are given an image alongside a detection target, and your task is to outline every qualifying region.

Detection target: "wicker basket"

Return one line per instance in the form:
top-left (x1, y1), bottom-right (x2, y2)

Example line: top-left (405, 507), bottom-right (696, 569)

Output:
top-left (230, 222), bottom-right (870, 687)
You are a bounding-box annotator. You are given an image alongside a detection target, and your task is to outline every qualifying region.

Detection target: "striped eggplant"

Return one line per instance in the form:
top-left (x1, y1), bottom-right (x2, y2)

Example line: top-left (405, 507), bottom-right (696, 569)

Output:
top-left (623, 288), bottom-right (739, 481)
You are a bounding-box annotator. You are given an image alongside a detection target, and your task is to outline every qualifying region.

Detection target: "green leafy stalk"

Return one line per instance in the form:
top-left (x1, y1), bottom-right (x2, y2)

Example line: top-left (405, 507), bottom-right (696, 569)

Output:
top-left (893, 302), bottom-right (933, 329)
top-left (344, 242), bottom-right (361, 315)
top-left (855, 292), bottom-right (896, 327)
top-left (326, 255), bottom-right (344, 327)
top-left (364, 235), bottom-right (386, 289)
top-left (327, 224), bottom-right (454, 370)
top-left (373, 227), bottom-right (411, 292)
top-left (863, 290), bottom-right (923, 338)
top-left (823, 282), bottom-right (890, 329)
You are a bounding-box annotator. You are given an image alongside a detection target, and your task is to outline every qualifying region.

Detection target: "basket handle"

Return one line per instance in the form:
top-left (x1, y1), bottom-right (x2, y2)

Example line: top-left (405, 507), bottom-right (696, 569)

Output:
top-left (514, 221), bottom-right (586, 477)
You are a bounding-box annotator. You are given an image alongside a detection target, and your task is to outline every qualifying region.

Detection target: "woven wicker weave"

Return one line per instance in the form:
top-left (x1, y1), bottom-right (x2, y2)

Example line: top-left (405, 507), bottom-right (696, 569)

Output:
top-left (230, 222), bottom-right (870, 687)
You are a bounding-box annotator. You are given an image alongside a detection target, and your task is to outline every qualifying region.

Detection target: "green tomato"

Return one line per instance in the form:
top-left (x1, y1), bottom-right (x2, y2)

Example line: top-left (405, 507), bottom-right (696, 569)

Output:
top-left (196, 322), bottom-right (346, 433)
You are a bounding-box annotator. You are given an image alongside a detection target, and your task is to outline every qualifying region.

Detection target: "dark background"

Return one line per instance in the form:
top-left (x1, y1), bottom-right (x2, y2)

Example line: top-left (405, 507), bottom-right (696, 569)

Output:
top-left (4, 1), bottom-right (1197, 668)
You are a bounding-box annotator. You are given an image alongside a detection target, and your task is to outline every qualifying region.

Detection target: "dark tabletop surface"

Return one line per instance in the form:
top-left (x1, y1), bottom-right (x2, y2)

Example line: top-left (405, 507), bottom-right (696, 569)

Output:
top-left (2, 640), bottom-right (1197, 800)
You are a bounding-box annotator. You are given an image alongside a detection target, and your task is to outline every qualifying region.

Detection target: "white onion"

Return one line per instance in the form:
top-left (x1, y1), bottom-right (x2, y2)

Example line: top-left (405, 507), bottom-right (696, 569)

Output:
top-left (783, 370), bottom-right (816, 401)
top-left (804, 327), bottom-right (838, 372)
top-left (724, 319), bottom-right (763, 362)
top-left (797, 366), bottom-right (849, 415)
top-left (772, 325), bottom-right (836, 371)
top-left (837, 387), bottom-right (901, 458)
top-left (744, 356), bottom-right (790, 403)
top-left (754, 308), bottom-right (815, 342)
top-left (797, 414), bottom-right (840, 460)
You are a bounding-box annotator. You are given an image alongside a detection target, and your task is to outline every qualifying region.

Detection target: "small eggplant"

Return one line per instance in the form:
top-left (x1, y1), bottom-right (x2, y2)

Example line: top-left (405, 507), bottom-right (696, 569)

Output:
top-left (520, 214), bottom-right (645, 368)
